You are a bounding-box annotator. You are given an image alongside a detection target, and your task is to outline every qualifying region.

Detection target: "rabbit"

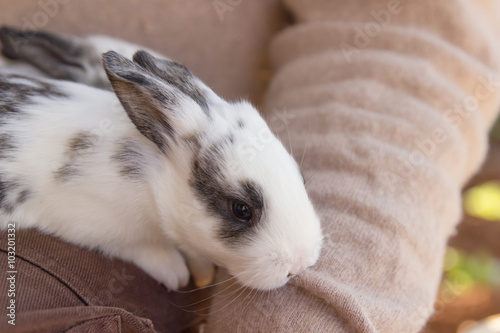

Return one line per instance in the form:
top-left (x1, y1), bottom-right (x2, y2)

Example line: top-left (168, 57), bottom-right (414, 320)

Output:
top-left (0, 46), bottom-right (323, 291)
top-left (0, 26), bottom-right (163, 90)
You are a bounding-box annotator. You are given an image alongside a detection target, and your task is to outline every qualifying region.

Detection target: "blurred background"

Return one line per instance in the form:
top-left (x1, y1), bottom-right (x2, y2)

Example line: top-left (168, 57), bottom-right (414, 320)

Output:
top-left (423, 117), bottom-right (500, 333)
top-left (0, 0), bottom-right (290, 107)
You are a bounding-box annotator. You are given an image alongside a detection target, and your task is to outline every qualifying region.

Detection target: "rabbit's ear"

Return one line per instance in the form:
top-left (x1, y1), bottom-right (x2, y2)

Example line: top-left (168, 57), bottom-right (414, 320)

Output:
top-left (102, 51), bottom-right (209, 154)
top-left (0, 27), bottom-right (105, 87)
top-left (132, 50), bottom-right (221, 114)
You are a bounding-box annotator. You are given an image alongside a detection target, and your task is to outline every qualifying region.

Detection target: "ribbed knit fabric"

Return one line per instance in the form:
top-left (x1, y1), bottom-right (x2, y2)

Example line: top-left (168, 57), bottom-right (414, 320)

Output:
top-left (206, 1), bottom-right (500, 332)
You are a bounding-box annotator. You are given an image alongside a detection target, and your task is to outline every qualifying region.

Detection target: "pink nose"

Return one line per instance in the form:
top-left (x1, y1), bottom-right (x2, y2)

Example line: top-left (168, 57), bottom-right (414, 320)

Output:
top-left (287, 257), bottom-right (316, 278)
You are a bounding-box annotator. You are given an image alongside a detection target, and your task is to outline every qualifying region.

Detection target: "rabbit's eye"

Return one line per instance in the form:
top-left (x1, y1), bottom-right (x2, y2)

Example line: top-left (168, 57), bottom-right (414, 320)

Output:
top-left (230, 200), bottom-right (253, 222)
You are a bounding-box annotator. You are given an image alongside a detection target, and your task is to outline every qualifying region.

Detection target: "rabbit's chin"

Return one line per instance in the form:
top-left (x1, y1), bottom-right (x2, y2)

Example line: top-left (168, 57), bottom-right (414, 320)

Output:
top-left (226, 253), bottom-right (320, 291)
top-left (237, 273), bottom-right (290, 291)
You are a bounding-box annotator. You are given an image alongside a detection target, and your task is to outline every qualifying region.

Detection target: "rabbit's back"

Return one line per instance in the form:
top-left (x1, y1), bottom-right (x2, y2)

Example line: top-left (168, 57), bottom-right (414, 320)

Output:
top-left (0, 74), bottom-right (164, 251)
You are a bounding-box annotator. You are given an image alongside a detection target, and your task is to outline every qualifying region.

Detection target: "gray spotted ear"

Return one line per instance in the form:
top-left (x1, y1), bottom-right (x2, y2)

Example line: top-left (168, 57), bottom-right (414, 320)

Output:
top-left (132, 50), bottom-right (214, 114)
top-left (102, 51), bottom-right (208, 154)
top-left (0, 26), bottom-right (107, 89)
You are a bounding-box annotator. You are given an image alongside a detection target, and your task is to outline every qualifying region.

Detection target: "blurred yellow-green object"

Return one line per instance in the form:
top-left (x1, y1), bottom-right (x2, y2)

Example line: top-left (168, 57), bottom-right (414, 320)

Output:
top-left (443, 248), bottom-right (500, 290)
top-left (491, 115), bottom-right (500, 142)
top-left (464, 182), bottom-right (500, 221)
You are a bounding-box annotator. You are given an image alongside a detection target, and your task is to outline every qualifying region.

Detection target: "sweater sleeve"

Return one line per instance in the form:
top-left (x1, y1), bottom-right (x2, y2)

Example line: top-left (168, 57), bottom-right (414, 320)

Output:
top-left (206, 1), bottom-right (500, 332)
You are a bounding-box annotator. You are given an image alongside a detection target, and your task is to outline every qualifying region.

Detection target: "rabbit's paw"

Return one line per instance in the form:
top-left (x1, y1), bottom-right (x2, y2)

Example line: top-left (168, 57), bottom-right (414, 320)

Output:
top-left (129, 246), bottom-right (190, 291)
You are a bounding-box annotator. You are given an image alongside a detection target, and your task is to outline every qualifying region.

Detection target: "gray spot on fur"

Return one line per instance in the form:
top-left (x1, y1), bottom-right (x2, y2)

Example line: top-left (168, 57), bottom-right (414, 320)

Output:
top-left (132, 51), bottom-right (210, 115)
top-left (189, 138), bottom-right (264, 244)
top-left (54, 132), bottom-right (94, 182)
top-left (55, 164), bottom-right (81, 182)
top-left (69, 132), bottom-right (94, 152)
top-left (237, 119), bottom-right (245, 129)
top-left (0, 74), bottom-right (66, 125)
top-left (112, 139), bottom-right (145, 179)
top-left (0, 180), bottom-right (6, 209)
top-left (182, 134), bottom-right (202, 152)
top-left (209, 133), bottom-right (235, 153)
top-left (0, 178), bottom-right (30, 213)
top-left (0, 133), bottom-right (15, 159)
top-left (17, 188), bottom-right (30, 204)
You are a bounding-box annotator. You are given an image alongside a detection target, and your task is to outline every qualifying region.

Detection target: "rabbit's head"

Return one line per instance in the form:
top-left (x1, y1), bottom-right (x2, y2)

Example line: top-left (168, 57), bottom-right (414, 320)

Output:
top-left (103, 50), bottom-right (323, 290)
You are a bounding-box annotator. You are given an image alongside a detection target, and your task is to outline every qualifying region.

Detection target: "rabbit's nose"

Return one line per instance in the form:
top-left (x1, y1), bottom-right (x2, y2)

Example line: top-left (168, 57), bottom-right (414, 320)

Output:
top-left (287, 266), bottom-right (305, 278)
top-left (287, 256), bottom-right (316, 278)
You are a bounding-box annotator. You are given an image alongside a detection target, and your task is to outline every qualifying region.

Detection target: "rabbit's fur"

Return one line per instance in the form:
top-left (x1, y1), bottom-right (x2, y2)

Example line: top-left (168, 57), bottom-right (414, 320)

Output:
top-left (0, 29), bottom-right (323, 291)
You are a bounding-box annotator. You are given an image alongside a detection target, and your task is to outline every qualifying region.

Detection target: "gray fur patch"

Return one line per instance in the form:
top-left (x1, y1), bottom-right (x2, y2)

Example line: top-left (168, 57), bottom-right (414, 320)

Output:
top-left (55, 164), bottom-right (78, 182)
top-left (0, 27), bottom-right (96, 85)
top-left (0, 133), bottom-right (15, 159)
top-left (0, 178), bottom-right (30, 213)
top-left (69, 132), bottom-right (94, 151)
top-left (1, 26), bottom-right (84, 61)
top-left (237, 119), bottom-right (245, 129)
top-left (132, 51), bottom-right (210, 115)
top-left (119, 78), bottom-right (176, 154)
top-left (17, 188), bottom-right (30, 204)
top-left (0, 179), bottom-right (6, 209)
top-left (103, 52), bottom-right (176, 154)
top-left (182, 134), bottom-right (202, 152)
top-left (0, 74), bottom-right (66, 124)
top-left (112, 139), bottom-right (145, 179)
top-left (54, 132), bottom-right (94, 182)
top-left (189, 138), bottom-right (264, 244)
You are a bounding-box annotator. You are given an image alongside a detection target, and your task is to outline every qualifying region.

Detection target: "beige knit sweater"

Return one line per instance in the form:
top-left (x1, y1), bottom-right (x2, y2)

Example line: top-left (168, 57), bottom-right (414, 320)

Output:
top-left (207, 1), bottom-right (500, 332)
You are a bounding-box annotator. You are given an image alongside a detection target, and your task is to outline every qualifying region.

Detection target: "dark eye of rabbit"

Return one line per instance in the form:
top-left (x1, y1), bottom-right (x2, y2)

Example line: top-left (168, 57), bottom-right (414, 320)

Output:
top-left (230, 200), bottom-right (253, 222)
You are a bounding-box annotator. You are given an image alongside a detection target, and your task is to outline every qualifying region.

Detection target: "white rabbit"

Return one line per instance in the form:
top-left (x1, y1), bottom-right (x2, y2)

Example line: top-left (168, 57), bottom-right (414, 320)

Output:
top-left (0, 34), bottom-right (323, 291)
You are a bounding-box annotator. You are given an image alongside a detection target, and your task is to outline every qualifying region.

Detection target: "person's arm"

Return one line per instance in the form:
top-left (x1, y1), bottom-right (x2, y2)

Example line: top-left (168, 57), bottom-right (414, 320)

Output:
top-left (206, 1), bottom-right (500, 332)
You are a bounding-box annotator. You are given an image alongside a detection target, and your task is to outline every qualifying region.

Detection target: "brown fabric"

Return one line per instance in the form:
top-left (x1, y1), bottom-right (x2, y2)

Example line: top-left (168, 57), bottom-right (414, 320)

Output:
top-left (0, 230), bottom-right (211, 332)
top-left (7, 307), bottom-right (157, 333)
top-left (206, 1), bottom-right (500, 332)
